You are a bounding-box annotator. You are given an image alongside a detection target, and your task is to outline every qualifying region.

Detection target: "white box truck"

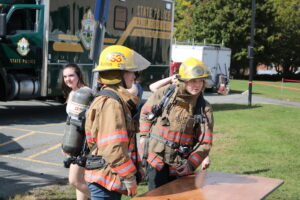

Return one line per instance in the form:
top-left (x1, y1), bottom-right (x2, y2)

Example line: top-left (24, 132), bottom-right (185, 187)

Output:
top-left (171, 42), bottom-right (231, 94)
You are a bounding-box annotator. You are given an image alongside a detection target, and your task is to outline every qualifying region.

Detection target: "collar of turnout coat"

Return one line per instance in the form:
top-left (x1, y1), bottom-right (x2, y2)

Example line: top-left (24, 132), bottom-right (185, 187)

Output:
top-left (104, 85), bottom-right (139, 108)
top-left (174, 82), bottom-right (200, 106)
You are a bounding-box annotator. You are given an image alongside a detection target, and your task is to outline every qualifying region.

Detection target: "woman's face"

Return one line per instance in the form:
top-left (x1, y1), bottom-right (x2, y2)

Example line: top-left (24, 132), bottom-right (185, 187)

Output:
top-left (185, 78), bottom-right (204, 95)
top-left (63, 67), bottom-right (79, 90)
top-left (123, 71), bottom-right (136, 89)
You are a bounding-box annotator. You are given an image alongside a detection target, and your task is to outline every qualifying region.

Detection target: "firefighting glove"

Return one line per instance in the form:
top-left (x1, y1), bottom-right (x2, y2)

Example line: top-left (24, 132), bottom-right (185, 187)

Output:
top-left (176, 163), bottom-right (194, 176)
top-left (123, 176), bottom-right (137, 196)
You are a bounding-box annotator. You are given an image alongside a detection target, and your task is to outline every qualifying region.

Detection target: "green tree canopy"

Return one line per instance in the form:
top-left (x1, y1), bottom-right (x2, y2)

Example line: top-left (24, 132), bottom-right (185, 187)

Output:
top-left (271, 0), bottom-right (300, 74)
top-left (174, 0), bottom-right (299, 76)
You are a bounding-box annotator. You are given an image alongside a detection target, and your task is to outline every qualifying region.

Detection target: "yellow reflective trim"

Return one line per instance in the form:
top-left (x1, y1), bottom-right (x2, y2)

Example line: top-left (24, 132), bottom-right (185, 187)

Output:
top-left (104, 38), bottom-right (117, 44)
top-left (136, 18), bottom-right (172, 31)
top-left (117, 17), bottom-right (172, 45)
top-left (58, 34), bottom-right (79, 41)
top-left (53, 42), bottom-right (84, 52)
top-left (117, 17), bottom-right (138, 45)
top-left (132, 29), bottom-right (171, 39)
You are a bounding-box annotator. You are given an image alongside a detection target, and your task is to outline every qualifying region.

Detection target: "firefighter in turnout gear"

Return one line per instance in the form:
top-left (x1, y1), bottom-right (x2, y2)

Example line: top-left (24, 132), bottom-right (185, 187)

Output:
top-left (84, 45), bottom-right (150, 199)
top-left (139, 57), bottom-right (214, 190)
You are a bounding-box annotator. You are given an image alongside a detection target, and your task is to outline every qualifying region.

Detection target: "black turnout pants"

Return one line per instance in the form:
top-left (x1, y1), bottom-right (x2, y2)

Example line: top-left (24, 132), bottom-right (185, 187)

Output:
top-left (146, 163), bottom-right (177, 191)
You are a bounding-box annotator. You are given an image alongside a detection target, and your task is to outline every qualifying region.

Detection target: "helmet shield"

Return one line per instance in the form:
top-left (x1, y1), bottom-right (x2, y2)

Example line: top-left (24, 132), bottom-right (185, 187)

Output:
top-left (178, 57), bottom-right (210, 81)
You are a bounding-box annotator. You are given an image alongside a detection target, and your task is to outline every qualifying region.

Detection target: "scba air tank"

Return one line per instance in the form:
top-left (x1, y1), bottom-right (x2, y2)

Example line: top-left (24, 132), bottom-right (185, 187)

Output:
top-left (62, 87), bottom-right (93, 156)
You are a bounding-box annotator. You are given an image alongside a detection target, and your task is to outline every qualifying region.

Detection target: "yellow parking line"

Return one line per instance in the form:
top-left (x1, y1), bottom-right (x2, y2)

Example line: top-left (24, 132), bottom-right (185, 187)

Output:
top-left (0, 131), bottom-right (36, 147)
top-left (27, 143), bottom-right (62, 159)
top-left (0, 126), bottom-right (63, 136)
top-left (0, 154), bottom-right (62, 167)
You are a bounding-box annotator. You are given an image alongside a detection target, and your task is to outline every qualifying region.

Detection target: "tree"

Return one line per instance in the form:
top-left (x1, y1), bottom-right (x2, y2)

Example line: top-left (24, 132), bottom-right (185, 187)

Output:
top-left (174, 0), bottom-right (197, 42)
top-left (174, 0), bottom-right (278, 76)
top-left (271, 0), bottom-right (300, 75)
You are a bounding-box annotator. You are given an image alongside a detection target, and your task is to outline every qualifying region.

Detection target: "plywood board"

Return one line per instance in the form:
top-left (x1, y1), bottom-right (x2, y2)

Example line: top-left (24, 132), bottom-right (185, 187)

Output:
top-left (133, 171), bottom-right (284, 200)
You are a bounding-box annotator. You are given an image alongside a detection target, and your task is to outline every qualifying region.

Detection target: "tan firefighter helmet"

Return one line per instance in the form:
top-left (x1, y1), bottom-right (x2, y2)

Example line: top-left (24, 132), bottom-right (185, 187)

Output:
top-left (178, 57), bottom-right (210, 81)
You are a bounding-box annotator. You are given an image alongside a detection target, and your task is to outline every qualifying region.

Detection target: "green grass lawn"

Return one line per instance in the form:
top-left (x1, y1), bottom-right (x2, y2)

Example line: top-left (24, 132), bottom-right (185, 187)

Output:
top-left (230, 79), bottom-right (300, 102)
top-left (210, 103), bottom-right (300, 200)
top-left (130, 104), bottom-right (300, 200)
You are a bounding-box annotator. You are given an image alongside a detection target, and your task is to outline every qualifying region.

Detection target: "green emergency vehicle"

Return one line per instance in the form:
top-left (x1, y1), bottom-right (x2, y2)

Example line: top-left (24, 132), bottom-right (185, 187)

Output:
top-left (0, 0), bottom-right (174, 101)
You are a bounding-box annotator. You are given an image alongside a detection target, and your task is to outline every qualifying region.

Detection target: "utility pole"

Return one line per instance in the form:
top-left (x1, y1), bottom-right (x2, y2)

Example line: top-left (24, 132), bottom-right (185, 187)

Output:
top-left (248, 0), bottom-right (256, 106)
top-left (90, 0), bottom-right (109, 94)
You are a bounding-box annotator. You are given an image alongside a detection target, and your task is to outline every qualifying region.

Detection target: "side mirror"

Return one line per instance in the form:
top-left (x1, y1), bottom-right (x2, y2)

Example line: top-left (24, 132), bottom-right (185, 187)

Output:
top-left (0, 13), bottom-right (7, 37)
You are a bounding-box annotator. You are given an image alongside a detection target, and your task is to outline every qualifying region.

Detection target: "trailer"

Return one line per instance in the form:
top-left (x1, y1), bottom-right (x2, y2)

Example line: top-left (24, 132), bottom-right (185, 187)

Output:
top-left (0, 0), bottom-right (174, 101)
top-left (171, 43), bottom-right (231, 94)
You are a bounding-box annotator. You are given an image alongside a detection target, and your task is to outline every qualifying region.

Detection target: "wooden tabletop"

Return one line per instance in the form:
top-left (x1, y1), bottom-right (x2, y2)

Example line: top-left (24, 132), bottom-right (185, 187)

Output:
top-left (132, 171), bottom-right (284, 200)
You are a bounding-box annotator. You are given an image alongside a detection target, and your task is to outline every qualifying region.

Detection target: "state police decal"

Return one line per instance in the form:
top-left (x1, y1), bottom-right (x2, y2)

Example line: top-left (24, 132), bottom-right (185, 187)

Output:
top-left (80, 9), bottom-right (96, 50)
top-left (17, 37), bottom-right (30, 56)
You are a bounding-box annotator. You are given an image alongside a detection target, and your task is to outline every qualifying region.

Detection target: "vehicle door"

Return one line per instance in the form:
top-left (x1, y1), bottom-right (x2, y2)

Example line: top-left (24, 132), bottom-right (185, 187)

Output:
top-left (3, 4), bottom-right (44, 69)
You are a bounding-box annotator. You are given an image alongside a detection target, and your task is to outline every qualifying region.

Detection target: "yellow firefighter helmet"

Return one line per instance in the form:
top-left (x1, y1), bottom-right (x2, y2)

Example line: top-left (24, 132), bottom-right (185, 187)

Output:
top-left (94, 45), bottom-right (150, 85)
top-left (178, 57), bottom-right (210, 81)
top-left (94, 45), bottom-right (150, 72)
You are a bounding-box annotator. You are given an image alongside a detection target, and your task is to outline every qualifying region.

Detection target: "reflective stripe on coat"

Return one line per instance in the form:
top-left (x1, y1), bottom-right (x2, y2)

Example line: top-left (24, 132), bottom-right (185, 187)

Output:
top-left (85, 85), bottom-right (139, 194)
top-left (139, 82), bottom-right (214, 174)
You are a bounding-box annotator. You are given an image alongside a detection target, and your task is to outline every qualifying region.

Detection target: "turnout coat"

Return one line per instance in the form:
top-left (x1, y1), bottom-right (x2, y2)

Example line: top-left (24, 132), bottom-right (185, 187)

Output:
top-left (84, 85), bottom-right (139, 195)
top-left (139, 82), bottom-right (214, 175)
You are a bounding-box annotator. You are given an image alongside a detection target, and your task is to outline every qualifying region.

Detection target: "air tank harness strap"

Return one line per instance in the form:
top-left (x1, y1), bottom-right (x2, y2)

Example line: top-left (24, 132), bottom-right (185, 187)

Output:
top-left (84, 89), bottom-right (124, 170)
top-left (66, 116), bottom-right (85, 134)
top-left (190, 93), bottom-right (207, 152)
top-left (142, 134), bottom-right (150, 167)
top-left (150, 134), bottom-right (179, 149)
top-left (142, 84), bottom-right (177, 167)
top-left (150, 134), bottom-right (193, 158)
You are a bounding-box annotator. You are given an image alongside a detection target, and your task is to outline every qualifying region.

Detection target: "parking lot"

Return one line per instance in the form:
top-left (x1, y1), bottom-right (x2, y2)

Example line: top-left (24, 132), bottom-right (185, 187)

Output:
top-left (0, 100), bottom-right (68, 198)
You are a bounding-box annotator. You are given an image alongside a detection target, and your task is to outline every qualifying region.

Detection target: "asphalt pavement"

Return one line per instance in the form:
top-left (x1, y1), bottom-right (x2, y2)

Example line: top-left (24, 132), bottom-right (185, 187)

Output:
top-left (0, 100), bottom-right (68, 198)
top-left (143, 90), bottom-right (300, 108)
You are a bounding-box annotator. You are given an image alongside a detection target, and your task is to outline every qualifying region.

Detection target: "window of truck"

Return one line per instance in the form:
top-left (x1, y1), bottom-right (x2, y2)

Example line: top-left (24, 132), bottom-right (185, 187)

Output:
top-left (7, 8), bottom-right (37, 35)
top-left (114, 6), bottom-right (127, 30)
